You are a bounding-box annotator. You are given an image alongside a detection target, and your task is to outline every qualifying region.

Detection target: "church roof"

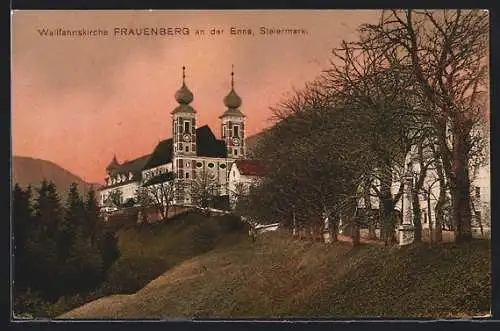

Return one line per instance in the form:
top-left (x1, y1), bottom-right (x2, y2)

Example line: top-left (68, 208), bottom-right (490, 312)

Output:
top-left (102, 154), bottom-right (151, 189)
top-left (143, 138), bottom-right (173, 170)
top-left (234, 159), bottom-right (266, 177)
top-left (143, 125), bottom-right (227, 170)
top-left (118, 154), bottom-right (151, 173)
top-left (106, 155), bottom-right (119, 170)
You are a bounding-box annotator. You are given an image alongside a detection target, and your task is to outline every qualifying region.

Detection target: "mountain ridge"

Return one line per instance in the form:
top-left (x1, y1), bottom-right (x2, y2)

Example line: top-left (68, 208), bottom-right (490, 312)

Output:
top-left (12, 155), bottom-right (100, 201)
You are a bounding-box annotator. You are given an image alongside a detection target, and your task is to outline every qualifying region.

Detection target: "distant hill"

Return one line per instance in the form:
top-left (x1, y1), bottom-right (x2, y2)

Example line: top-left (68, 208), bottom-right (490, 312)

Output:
top-left (12, 156), bottom-right (100, 201)
top-left (245, 129), bottom-right (270, 159)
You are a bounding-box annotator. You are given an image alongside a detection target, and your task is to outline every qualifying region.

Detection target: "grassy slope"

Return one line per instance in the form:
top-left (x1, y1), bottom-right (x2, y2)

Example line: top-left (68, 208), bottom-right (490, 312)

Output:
top-left (60, 224), bottom-right (491, 319)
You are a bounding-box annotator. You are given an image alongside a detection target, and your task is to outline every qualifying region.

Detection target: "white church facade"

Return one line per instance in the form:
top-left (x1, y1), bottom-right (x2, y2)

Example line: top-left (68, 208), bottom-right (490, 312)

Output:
top-left (99, 66), bottom-right (255, 210)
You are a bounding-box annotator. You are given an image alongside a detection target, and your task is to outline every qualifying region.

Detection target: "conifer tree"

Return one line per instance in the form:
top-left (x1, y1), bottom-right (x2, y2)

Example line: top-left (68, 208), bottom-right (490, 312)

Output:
top-left (12, 184), bottom-right (33, 288)
top-left (29, 180), bottom-right (63, 301)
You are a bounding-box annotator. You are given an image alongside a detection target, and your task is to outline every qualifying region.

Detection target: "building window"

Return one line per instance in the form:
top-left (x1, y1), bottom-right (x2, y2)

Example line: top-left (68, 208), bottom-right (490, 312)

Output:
top-left (196, 162), bottom-right (203, 168)
top-left (179, 159), bottom-right (183, 168)
top-left (233, 125), bottom-right (239, 138)
top-left (186, 172), bottom-right (190, 179)
top-left (184, 121), bottom-right (190, 133)
top-left (178, 142), bottom-right (182, 151)
top-left (475, 187), bottom-right (481, 200)
top-left (234, 148), bottom-right (238, 156)
top-left (422, 209), bottom-right (427, 223)
top-left (220, 163), bottom-right (226, 169)
top-left (178, 170), bottom-right (184, 179)
top-left (208, 163), bottom-right (214, 168)
top-left (185, 145), bottom-right (189, 152)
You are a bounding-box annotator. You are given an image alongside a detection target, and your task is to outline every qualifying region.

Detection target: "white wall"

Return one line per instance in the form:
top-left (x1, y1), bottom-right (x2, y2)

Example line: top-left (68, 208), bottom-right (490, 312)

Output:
top-left (99, 181), bottom-right (140, 206)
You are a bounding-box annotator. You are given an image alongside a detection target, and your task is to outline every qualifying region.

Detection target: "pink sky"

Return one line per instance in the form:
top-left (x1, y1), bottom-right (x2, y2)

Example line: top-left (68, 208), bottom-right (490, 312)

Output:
top-left (12, 10), bottom-right (382, 183)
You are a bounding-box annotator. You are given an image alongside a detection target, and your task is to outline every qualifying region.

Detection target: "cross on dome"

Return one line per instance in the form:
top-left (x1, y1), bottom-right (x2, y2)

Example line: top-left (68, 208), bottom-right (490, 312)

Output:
top-left (175, 65), bottom-right (193, 105)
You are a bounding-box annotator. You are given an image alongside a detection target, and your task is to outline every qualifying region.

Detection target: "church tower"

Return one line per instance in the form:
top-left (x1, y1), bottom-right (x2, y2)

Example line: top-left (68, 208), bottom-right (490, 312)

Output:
top-left (220, 65), bottom-right (246, 159)
top-left (172, 66), bottom-right (197, 159)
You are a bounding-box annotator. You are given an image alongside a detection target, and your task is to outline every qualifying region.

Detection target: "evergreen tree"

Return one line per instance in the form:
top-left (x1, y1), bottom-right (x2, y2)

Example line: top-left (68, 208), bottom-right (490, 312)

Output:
top-left (57, 183), bottom-right (103, 295)
top-left (28, 180), bottom-right (63, 301)
top-left (12, 184), bottom-right (34, 288)
top-left (84, 186), bottom-right (100, 244)
top-left (58, 183), bottom-right (85, 262)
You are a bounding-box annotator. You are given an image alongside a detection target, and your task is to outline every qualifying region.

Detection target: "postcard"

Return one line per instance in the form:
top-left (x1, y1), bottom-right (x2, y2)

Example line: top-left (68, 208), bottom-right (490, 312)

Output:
top-left (11, 9), bottom-right (491, 320)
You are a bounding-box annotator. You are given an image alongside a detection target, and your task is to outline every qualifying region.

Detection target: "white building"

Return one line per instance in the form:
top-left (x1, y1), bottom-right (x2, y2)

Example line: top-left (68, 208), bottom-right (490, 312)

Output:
top-left (99, 66), bottom-right (251, 210)
top-left (228, 159), bottom-right (266, 208)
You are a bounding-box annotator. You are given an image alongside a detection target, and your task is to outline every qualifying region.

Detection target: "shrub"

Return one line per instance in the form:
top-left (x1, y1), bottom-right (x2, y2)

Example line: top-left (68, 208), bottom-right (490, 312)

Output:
top-left (102, 257), bottom-right (167, 294)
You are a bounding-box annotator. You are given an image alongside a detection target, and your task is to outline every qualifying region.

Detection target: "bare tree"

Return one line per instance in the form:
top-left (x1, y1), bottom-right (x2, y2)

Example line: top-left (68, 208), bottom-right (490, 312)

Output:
top-left (137, 171), bottom-right (176, 221)
top-left (361, 9), bottom-right (489, 242)
top-left (107, 189), bottom-right (123, 208)
top-left (189, 167), bottom-right (219, 210)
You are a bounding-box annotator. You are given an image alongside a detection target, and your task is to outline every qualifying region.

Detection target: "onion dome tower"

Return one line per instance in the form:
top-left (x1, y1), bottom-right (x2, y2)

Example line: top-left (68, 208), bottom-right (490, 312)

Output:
top-left (220, 65), bottom-right (246, 159)
top-left (172, 66), bottom-right (197, 159)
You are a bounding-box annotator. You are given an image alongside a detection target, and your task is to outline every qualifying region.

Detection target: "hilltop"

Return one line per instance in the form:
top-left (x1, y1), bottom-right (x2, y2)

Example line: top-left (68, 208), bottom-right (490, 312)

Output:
top-left (59, 216), bottom-right (490, 319)
top-left (12, 156), bottom-right (100, 201)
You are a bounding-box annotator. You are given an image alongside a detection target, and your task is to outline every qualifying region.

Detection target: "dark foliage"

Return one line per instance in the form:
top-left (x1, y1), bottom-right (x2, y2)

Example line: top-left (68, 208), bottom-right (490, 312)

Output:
top-left (12, 181), bottom-right (120, 316)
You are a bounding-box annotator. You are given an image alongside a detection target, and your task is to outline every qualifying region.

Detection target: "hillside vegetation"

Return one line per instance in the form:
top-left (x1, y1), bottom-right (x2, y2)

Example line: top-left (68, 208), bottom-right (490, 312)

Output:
top-left (12, 156), bottom-right (98, 201)
top-left (60, 219), bottom-right (490, 319)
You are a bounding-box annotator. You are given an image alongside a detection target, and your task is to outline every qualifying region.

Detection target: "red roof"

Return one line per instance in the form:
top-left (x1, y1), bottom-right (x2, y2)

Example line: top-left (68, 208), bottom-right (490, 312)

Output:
top-left (234, 159), bottom-right (266, 177)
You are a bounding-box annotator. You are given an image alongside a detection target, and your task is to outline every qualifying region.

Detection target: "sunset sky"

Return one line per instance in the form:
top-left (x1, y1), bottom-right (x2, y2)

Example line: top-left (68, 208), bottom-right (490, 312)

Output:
top-left (12, 10), bottom-right (382, 183)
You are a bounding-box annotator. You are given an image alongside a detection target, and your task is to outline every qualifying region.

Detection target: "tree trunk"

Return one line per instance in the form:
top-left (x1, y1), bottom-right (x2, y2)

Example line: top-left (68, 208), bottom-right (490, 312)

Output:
top-left (451, 133), bottom-right (473, 243)
top-left (434, 157), bottom-right (446, 243)
top-left (427, 192), bottom-right (433, 245)
top-left (331, 214), bottom-right (339, 242)
top-left (351, 217), bottom-right (360, 246)
top-left (380, 197), bottom-right (397, 246)
top-left (412, 192), bottom-right (422, 243)
top-left (364, 190), bottom-right (377, 240)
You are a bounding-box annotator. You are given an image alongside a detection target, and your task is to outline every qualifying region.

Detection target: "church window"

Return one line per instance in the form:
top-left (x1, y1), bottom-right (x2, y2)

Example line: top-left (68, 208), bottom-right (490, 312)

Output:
top-left (178, 143), bottom-right (182, 151)
top-left (233, 125), bottom-right (239, 138)
top-left (196, 161), bottom-right (203, 168)
top-left (178, 159), bottom-right (184, 168)
top-left (192, 143), bottom-right (196, 151)
top-left (184, 121), bottom-right (190, 133)
top-left (234, 148), bottom-right (238, 156)
top-left (208, 163), bottom-right (214, 168)
top-left (185, 172), bottom-right (190, 179)
top-left (185, 145), bottom-right (189, 152)
top-left (220, 164), bottom-right (226, 169)
top-left (178, 170), bottom-right (184, 179)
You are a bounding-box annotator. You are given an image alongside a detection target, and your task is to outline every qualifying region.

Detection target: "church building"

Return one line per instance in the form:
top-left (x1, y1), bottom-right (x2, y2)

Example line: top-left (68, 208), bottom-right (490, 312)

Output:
top-left (99, 66), bottom-right (249, 209)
